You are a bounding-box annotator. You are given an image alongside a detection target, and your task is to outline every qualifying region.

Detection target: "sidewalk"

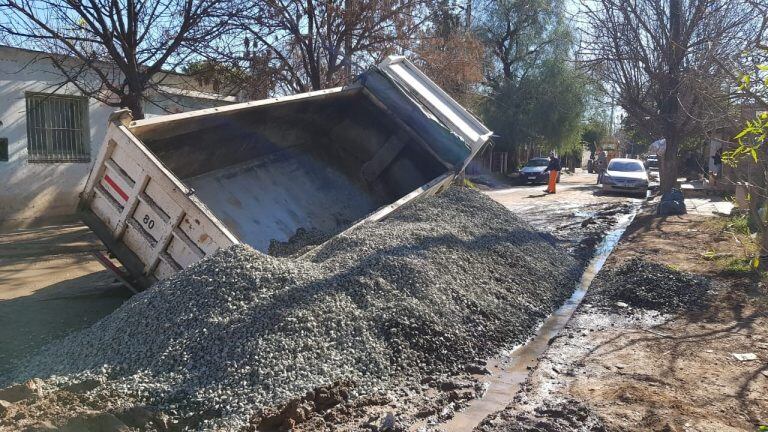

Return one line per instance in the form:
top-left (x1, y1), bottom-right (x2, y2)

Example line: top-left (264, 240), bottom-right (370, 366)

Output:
top-left (0, 219), bottom-right (132, 378)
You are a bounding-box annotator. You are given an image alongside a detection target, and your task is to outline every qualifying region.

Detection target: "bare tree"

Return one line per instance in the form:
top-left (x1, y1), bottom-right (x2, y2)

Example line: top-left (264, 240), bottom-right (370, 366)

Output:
top-left (581, 0), bottom-right (761, 193)
top-left (0, 0), bottom-right (229, 119)
top-left (229, 0), bottom-right (430, 93)
top-left (412, 0), bottom-right (484, 104)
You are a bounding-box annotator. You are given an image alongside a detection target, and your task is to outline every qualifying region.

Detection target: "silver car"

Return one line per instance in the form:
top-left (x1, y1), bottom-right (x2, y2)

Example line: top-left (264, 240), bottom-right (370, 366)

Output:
top-left (601, 158), bottom-right (649, 197)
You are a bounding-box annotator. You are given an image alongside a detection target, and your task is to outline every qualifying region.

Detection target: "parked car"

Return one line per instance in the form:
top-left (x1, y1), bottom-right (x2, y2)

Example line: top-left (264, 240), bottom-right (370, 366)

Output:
top-left (645, 155), bottom-right (659, 170)
top-left (645, 155), bottom-right (660, 181)
top-left (520, 157), bottom-right (560, 184)
top-left (601, 158), bottom-right (649, 196)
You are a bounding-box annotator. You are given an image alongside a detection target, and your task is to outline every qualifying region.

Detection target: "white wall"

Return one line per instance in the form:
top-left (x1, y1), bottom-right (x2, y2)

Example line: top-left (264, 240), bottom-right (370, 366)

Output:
top-left (0, 46), bottom-right (229, 223)
top-left (0, 47), bottom-right (114, 222)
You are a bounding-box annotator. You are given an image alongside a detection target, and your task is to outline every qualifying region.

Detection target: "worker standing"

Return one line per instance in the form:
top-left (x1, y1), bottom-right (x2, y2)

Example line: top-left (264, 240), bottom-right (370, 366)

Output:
top-left (595, 148), bottom-right (607, 184)
top-left (712, 147), bottom-right (723, 177)
top-left (545, 152), bottom-right (561, 194)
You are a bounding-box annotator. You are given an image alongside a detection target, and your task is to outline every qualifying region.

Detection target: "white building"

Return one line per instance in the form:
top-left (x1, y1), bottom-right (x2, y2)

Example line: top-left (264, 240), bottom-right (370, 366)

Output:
top-left (0, 45), bottom-right (235, 223)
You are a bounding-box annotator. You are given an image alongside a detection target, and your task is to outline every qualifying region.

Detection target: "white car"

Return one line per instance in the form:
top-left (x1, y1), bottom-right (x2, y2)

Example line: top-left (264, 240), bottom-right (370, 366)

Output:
top-left (601, 158), bottom-right (649, 197)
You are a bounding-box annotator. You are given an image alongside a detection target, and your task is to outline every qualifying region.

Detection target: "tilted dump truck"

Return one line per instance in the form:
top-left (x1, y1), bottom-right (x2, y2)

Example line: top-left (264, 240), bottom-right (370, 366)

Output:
top-left (79, 56), bottom-right (492, 288)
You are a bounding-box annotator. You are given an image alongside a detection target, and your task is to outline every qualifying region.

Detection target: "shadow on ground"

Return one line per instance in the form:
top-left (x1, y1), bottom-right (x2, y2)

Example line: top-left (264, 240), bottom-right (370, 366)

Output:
top-left (0, 270), bottom-right (132, 379)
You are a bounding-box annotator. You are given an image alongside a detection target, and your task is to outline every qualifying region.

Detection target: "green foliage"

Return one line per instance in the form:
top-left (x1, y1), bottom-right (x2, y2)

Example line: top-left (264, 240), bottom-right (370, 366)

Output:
top-left (724, 112), bottom-right (768, 165)
top-left (182, 60), bottom-right (248, 94)
top-left (462, 178), bottom-right (478, 189)
top-left (723, 49), bottom-right (768, 168)
top-left (727, 214), bottom-right (752, 236)
top-left (480, 57), bottom-right (590, 155)
top-left (475, 0), bottom-right (567, 81)
top-left (582, 118), bottom-right (609, 153)
top-left (619, 116), bottom-right (653, 155)
top-left (721, 257), bottom-right (755, 275)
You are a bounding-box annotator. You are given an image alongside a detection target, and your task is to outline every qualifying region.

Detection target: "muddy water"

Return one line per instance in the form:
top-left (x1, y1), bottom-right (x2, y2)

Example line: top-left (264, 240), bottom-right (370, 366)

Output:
top-left (433, 207), bottom-right (639, 431)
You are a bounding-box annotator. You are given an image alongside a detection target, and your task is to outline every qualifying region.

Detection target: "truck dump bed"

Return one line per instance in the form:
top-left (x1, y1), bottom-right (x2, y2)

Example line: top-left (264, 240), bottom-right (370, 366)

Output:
top-left (80, 57), bottom-right (491, 288)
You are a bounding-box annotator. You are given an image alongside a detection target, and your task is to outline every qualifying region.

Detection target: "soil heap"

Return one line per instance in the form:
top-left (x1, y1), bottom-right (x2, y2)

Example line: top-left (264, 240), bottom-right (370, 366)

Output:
top-left (8, 187), bottom-right (580, 430)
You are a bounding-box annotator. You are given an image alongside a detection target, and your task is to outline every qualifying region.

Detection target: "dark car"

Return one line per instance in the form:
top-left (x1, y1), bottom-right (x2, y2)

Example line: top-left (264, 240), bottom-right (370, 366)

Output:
top-left (519, 157), bottom-right (561, 185)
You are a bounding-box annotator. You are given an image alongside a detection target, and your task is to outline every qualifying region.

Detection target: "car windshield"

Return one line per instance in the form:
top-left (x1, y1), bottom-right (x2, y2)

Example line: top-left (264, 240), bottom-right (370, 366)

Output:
top-left (608, 160), bottom-right (645, 172)
top-left (526, 159), bottom-right (549, 167)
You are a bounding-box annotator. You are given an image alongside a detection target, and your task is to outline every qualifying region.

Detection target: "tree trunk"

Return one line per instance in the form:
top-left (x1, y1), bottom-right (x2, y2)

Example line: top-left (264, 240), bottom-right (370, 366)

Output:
top-left (465, 0), bottom-right (472, 28)
top-left (659, 135), bottom-right (679, 193)
top-left (122, 92), bottom-right (145, 120)
top-left (658, 0), bottom-right (683, 195)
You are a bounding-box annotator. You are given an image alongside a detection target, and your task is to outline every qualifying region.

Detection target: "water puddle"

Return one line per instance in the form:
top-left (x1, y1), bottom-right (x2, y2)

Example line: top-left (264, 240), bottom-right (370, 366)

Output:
top-left (425, 206), bottom-right (639, 431)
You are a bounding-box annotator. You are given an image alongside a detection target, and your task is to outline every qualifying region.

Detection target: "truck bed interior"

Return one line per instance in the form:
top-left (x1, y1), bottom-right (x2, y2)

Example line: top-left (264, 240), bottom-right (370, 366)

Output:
top-left (134, 88), bottom-right (447, 252)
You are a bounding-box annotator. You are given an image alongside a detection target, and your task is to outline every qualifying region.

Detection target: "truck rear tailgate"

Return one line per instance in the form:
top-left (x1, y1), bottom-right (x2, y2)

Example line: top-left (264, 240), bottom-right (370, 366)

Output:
top-left (81, 114), bottom-right (238, 286)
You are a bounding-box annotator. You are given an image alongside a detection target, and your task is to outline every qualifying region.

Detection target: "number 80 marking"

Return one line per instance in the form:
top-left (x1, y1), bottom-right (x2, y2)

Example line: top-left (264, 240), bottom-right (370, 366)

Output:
top-left (142, 214), bottom-right (155, 230)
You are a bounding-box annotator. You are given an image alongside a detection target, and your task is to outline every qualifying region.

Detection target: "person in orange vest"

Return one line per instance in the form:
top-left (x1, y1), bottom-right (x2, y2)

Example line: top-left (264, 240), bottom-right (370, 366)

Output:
top-left (545, 152), bottom-right (561, 194)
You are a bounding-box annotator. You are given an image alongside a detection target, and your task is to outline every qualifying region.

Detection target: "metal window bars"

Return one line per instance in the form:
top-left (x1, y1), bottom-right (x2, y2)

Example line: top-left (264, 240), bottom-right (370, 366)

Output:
top-left (25, 92), bottom-right (90, 163)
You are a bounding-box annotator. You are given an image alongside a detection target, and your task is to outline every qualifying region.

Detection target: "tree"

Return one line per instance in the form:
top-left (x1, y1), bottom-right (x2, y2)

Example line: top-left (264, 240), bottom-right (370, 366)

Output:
top-left (480, 56), bottom-right (589, 165)
top-left (471, 0), bottom-right (585, 165)
top-left (183, 56), bottom-right (277, 100)
top-left (413, 0), bottom-right (484, 105)
top-left (0, 0), bottom-right (228, 119)
top-left (582, 118), bottom-right (609, 157)
top-left (581, 0), bottom-right (761, 193)
top-left (229, 0), bottom-right (428, 94)
top-left (475, 0), bottom-right (568, 83)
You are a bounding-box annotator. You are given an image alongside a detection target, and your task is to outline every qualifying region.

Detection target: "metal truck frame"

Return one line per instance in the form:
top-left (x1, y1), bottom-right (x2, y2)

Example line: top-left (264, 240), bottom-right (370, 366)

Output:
top-left (79, 56), bottom-right (492, 288)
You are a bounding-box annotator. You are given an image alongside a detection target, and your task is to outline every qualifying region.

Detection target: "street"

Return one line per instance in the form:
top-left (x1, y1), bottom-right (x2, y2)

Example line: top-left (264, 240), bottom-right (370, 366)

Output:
top-left (1, 171), bottom-right (763, 432)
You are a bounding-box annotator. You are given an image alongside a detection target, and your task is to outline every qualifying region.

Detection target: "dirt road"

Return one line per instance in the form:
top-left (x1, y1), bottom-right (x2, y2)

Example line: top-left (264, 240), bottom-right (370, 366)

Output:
top-left (485, 171), bottom-right (640, 263)
top-left (477, 201), bottom-right (768, 431)
top-left (0, 219), bottom-right (133, 379)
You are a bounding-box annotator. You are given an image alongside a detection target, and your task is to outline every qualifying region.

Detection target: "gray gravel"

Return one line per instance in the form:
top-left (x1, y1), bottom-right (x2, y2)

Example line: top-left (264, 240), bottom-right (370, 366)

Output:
top-left (268, 227), bottom-right (337, 258)
top-left (586, 257), bottom-right (710, 312)
top-left (8, 187), bottom-right (579, 430)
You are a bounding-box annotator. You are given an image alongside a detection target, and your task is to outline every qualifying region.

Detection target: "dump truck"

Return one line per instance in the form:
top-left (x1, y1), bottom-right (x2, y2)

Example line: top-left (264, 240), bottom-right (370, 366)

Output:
top-left (79, 56), bottom-right (492, 288)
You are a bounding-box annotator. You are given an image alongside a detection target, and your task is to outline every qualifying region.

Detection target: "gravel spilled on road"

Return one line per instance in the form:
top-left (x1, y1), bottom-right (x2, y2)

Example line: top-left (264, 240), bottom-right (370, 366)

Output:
top-left (586, 257), bottom-right (710, 312)
top-left (8, 187), bottom-right (580, 430)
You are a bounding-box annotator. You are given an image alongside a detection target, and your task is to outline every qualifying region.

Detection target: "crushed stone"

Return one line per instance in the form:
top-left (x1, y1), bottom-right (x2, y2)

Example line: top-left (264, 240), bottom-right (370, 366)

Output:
top-left (7, 187), bottom-right (579, 430)
top-left (268, 227), bottom-right (337, 258)
top-left (586, 257), bottom-right (710, 312)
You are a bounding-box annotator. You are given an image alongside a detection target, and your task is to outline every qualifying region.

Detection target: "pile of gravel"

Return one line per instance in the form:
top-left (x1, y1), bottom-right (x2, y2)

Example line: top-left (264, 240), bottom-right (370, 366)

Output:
top-left (586, 257), bottom-right (710, 312)
top-left (9, 187), bottom-right (579, 430)
top-left (268, 227), bottom-right (338, 257)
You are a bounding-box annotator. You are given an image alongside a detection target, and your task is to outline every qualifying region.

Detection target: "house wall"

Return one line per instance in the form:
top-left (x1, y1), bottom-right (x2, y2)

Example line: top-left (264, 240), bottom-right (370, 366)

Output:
top-left (0, 46), bottom-right (229, 223)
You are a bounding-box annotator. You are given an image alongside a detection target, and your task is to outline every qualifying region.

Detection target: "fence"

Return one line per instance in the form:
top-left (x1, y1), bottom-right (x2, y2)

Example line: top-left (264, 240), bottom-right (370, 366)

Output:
top-left (466, 151), bottom-right (510, 175)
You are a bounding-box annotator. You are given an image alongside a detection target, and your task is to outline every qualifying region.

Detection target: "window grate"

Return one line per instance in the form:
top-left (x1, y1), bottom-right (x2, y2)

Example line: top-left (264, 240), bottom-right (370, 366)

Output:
top-left (25, 93), bottom-right (90, 163)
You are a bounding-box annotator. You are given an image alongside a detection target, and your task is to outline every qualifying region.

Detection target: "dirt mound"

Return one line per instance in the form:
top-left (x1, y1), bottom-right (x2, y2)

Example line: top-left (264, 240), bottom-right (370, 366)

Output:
top-left (477, 397), bottom-right (606, 432)
top-left (586, 257), bottom-right (710, 312)
top-left (7, 187), bottom-right (580, 430)
top-left (246, 380), bottom-right (354, 431)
